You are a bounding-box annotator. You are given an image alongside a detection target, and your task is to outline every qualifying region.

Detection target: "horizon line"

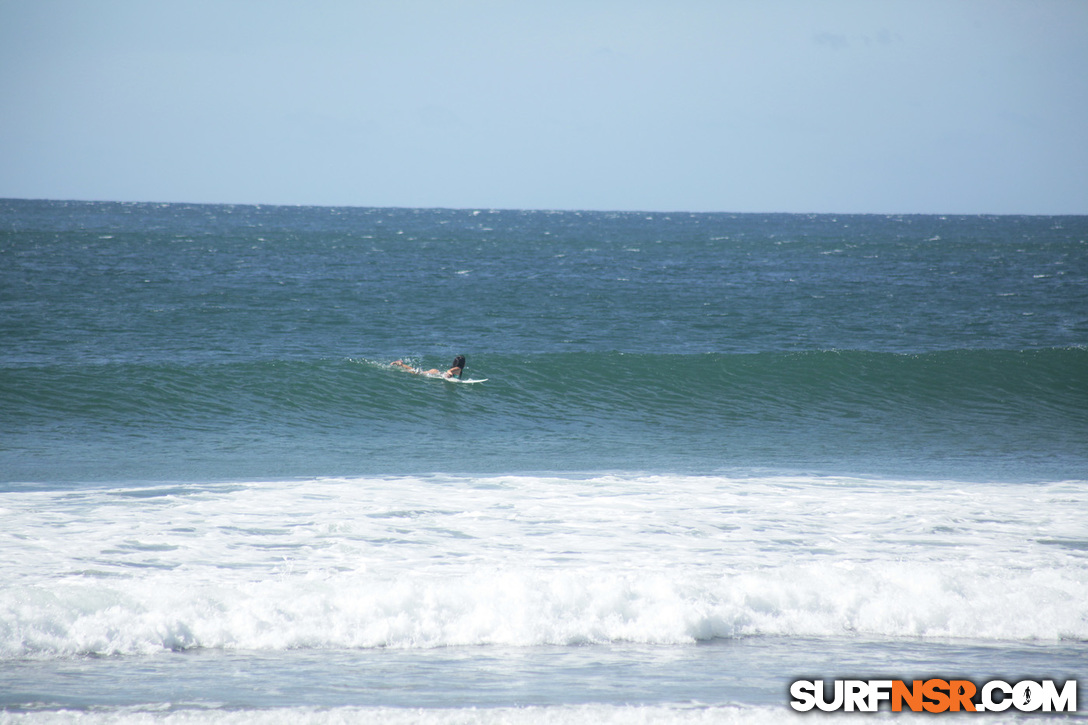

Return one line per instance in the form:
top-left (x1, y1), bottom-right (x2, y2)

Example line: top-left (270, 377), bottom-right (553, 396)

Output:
top-left (2, 196), bottom-right (1085, 218)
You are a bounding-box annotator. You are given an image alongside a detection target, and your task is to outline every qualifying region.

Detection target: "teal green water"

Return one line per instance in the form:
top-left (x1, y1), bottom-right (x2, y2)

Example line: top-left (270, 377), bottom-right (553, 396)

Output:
top-left (2, 200), bottom-right (1086, 483)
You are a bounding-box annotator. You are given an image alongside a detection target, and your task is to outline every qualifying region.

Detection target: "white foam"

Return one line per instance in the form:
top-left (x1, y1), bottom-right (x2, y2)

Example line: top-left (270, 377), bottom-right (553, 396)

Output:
top-left (1, 475), bottom-right (1086, 656)
top-left (0, 704), bottom-right (1069, 725)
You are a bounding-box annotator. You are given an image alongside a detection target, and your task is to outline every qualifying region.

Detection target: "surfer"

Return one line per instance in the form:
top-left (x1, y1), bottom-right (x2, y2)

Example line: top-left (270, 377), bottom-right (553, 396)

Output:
top-left (392, 355), bottom-right (465, 379)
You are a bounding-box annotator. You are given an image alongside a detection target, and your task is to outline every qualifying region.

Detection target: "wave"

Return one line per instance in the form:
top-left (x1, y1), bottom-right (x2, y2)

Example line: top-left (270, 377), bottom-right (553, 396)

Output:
top-left (493, 348), bottom-right (1088, 428)
top-left (2, 473), bottom-right (1086, 659)
top-left (4, 349), bottom-right (1085, 430)
top-left (3, 349), bottom-right (1085, 481)
top-left (3, 555), bottom-right (1085, 658)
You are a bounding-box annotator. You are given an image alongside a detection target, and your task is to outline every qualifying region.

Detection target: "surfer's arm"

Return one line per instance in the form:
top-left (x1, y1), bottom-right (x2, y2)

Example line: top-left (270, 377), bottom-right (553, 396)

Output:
top-left (391, 360), bottom-right (417, 373)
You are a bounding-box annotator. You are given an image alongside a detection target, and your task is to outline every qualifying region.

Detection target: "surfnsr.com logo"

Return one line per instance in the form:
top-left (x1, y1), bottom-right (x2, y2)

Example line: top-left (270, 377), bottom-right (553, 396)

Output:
top-left (789, 679), bottom-right (1077, 713)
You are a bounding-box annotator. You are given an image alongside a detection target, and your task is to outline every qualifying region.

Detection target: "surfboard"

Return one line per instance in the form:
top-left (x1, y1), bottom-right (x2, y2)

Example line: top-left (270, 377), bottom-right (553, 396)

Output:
top-left (413, 370), bottom-right (487, 383)
top-left (391, 363), bottom-right (486, 383)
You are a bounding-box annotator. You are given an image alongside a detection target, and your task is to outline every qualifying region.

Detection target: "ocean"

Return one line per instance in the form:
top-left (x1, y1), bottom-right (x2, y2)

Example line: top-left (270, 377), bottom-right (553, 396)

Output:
top-left (1, 199), bottom-right (1086, 723)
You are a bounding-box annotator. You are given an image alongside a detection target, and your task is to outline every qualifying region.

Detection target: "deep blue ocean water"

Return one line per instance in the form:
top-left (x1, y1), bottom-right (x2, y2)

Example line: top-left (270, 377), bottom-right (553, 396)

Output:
top-left (1, 200), bottom-right (1086, 723)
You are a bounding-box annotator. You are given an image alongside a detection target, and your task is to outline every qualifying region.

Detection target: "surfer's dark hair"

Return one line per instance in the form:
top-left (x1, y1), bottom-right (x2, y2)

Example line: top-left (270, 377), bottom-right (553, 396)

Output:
top-left (452, 355), bottom-right (466, 377)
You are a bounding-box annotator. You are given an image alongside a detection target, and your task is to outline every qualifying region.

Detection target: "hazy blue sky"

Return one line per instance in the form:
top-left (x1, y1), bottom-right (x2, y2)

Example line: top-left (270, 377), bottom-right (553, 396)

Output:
top-left (2, 0), bottom-right (1086, 213)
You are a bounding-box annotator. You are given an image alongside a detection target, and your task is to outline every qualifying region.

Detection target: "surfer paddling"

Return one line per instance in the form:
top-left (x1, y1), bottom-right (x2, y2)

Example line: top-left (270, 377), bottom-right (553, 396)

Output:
top-left (392, 355), bottom-right (465, 379)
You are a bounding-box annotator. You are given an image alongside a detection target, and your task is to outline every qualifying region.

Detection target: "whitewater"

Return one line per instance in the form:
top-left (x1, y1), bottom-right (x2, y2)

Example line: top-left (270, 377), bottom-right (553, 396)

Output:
top-left (4, 474), bottom-right (1087, 655)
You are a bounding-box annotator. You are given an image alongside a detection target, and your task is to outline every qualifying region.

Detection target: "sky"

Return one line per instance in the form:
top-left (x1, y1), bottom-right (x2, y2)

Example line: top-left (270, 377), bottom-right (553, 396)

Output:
top-left (1, 0), bottom-right (1086, 214)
